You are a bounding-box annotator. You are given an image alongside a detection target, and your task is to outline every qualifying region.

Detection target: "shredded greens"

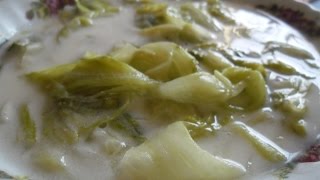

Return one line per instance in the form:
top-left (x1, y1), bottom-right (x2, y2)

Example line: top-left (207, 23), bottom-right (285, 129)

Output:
top-left (27, 0), bottom-right (119, 41)
top-left (27, 56), bottom-right (155, 144)
top-left (57, 0), bottom-right (119, 41)
top-left (270, 77), bottom-right (311, 136)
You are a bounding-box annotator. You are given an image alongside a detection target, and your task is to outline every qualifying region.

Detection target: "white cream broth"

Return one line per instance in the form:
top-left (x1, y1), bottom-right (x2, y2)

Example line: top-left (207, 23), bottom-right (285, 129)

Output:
top-left (0, 1), bottom-right (320, 180)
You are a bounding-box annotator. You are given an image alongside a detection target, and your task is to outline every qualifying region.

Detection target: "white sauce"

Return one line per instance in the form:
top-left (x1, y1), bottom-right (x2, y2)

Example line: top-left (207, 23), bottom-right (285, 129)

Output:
top-left (0, 1), bottom-right (320, 179)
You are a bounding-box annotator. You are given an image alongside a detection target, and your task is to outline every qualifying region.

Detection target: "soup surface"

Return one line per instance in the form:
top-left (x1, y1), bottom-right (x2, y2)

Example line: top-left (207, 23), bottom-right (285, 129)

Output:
top-left (0, 0), bottom-right (320, 179)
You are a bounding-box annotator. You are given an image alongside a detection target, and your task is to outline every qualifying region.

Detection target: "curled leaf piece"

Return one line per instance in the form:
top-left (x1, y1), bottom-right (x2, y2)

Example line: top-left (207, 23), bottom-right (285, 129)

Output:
top-left (264, 60), bottom-right (314, 79)
top-left (109, 43), bottom-right (138, 63)
top-left (118, 121), bottom-right (246, 180)
top-left (192, 50), bottom-right (233, 72)
top-left (158, 71), bottom-right (234, 108)
top-left (271, 92), bottom-right (308, 136)
top-left (56, 0), bottom-right (119, 41)
top-left (207, 0), bottom-right (236, 24)
top-left (136, 3), bottom-right (185, 28)
top-left (270, 76), bottom-right (310, 136)
top-left (27, 56), bottom-right (157, 100)
top-left (27, 56), bottom-right (154, 143)
top-left (136, 3), bottom-right (214, 43)
top-left (130, 42), bottom-right (197, 82)
top-left (181, 3), bottom-right (221, 31)
top-left (223, 67), bottom-right (267, 111)
top-left (145, 99), bottom-right (197, 122)
top-left (262, 41), bottom-right (315, 60)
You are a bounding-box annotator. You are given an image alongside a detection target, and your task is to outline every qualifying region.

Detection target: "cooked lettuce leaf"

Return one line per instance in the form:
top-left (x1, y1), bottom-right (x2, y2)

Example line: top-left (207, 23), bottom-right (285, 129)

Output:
top-left (223, 67), bottom-right (267, 111)
top-left (145, 99), bottom-right (197, 122)
top-left (27, 56), bottom-right (155, 144)
top-left (180, 3), bottom-right (221, 31)
top-left (207, 0), bottom-right (236, 24)
top-left (157, 71), bottom-right (234, 108)
top-left (136, 3), bottom-right (185, 28)
top-left (27, 56), bottom-right (157, 100)
top-left (108, 113), bottom-right (145, 143)
top-left (137, 2), bottom-right (218, 43)
top-left (130, 42), bottom-right (198, 82)
top-left (232, 121), bottom-right (288, 162)
top-left (263, 41), bottom-right (315, 60)
top-left (264, 60), bottom-right (314, 79)
top-left (56, 0), bottom-right (119, 41)
top-left (118, 121), bottom-right (246, 180)
top-left (270, 76), bottom-right (310, 136)
top-left (142, 23), bottom-right (213, 43)
top-left (192, 50), bottom-right (233, 72)
top-left (42, 109), bottom-right (79, 145)
top-left (271, 92), bottom-right (308, 136)
top-left (184, 116), bottom-right (217, 138)
top-left (109, 43), bottom-right (138, 63)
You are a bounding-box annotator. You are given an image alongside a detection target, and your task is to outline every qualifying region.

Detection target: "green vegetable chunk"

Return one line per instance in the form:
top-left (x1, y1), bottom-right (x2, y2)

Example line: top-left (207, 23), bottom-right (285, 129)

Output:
top-left (233, 61), bottom-right (267, 78)
top-left (157, 71), bottom-right (233, 107)
top-left (130, 42), bottom-right (197, 82)
top-left (118, 121), bottom-right (246, 180)
top-left (109, 113), bottom-right (145, 143)
top-left (27, 56), bottom-right (157, 100)
top-left (270, 77), bottom-right (310, 136)
top-left (42, 110), bottom-right (79, 145)
top-left (271, 92), bottom-right (308, 136)
top-left (223, 67), bottom-right (267, 111)
top-left (109, 43), bottom-right (138, 63)
top-left (136, 3), bottom-right (185, 28)
top-left (184, 116), bottom-right (220, 138)
top-left (264, 60), bottom-right (313, 78)
top-left (57, 0), bottom-right (119, 41)
top-left (19, 104), bottom-right (37, 147)
top-left (263, 41), bottom-right (315, 60)
top-left (207, 0), bottom-right (236, 24)
top-left (181, 3), bottom-right (221, 31)
top-left (145, 99), bottom-right (197, 122)
top-left (141, 24), bottom-right (183, 40)
top-left (232, 121), bottom-right (288, 162)
top-left (195, 50), bottom-right (233, 72)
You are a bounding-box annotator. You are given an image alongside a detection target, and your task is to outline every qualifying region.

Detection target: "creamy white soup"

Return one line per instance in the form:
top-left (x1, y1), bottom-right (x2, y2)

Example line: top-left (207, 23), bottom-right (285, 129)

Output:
top-left (0, 0), bottom-right (320, 179)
